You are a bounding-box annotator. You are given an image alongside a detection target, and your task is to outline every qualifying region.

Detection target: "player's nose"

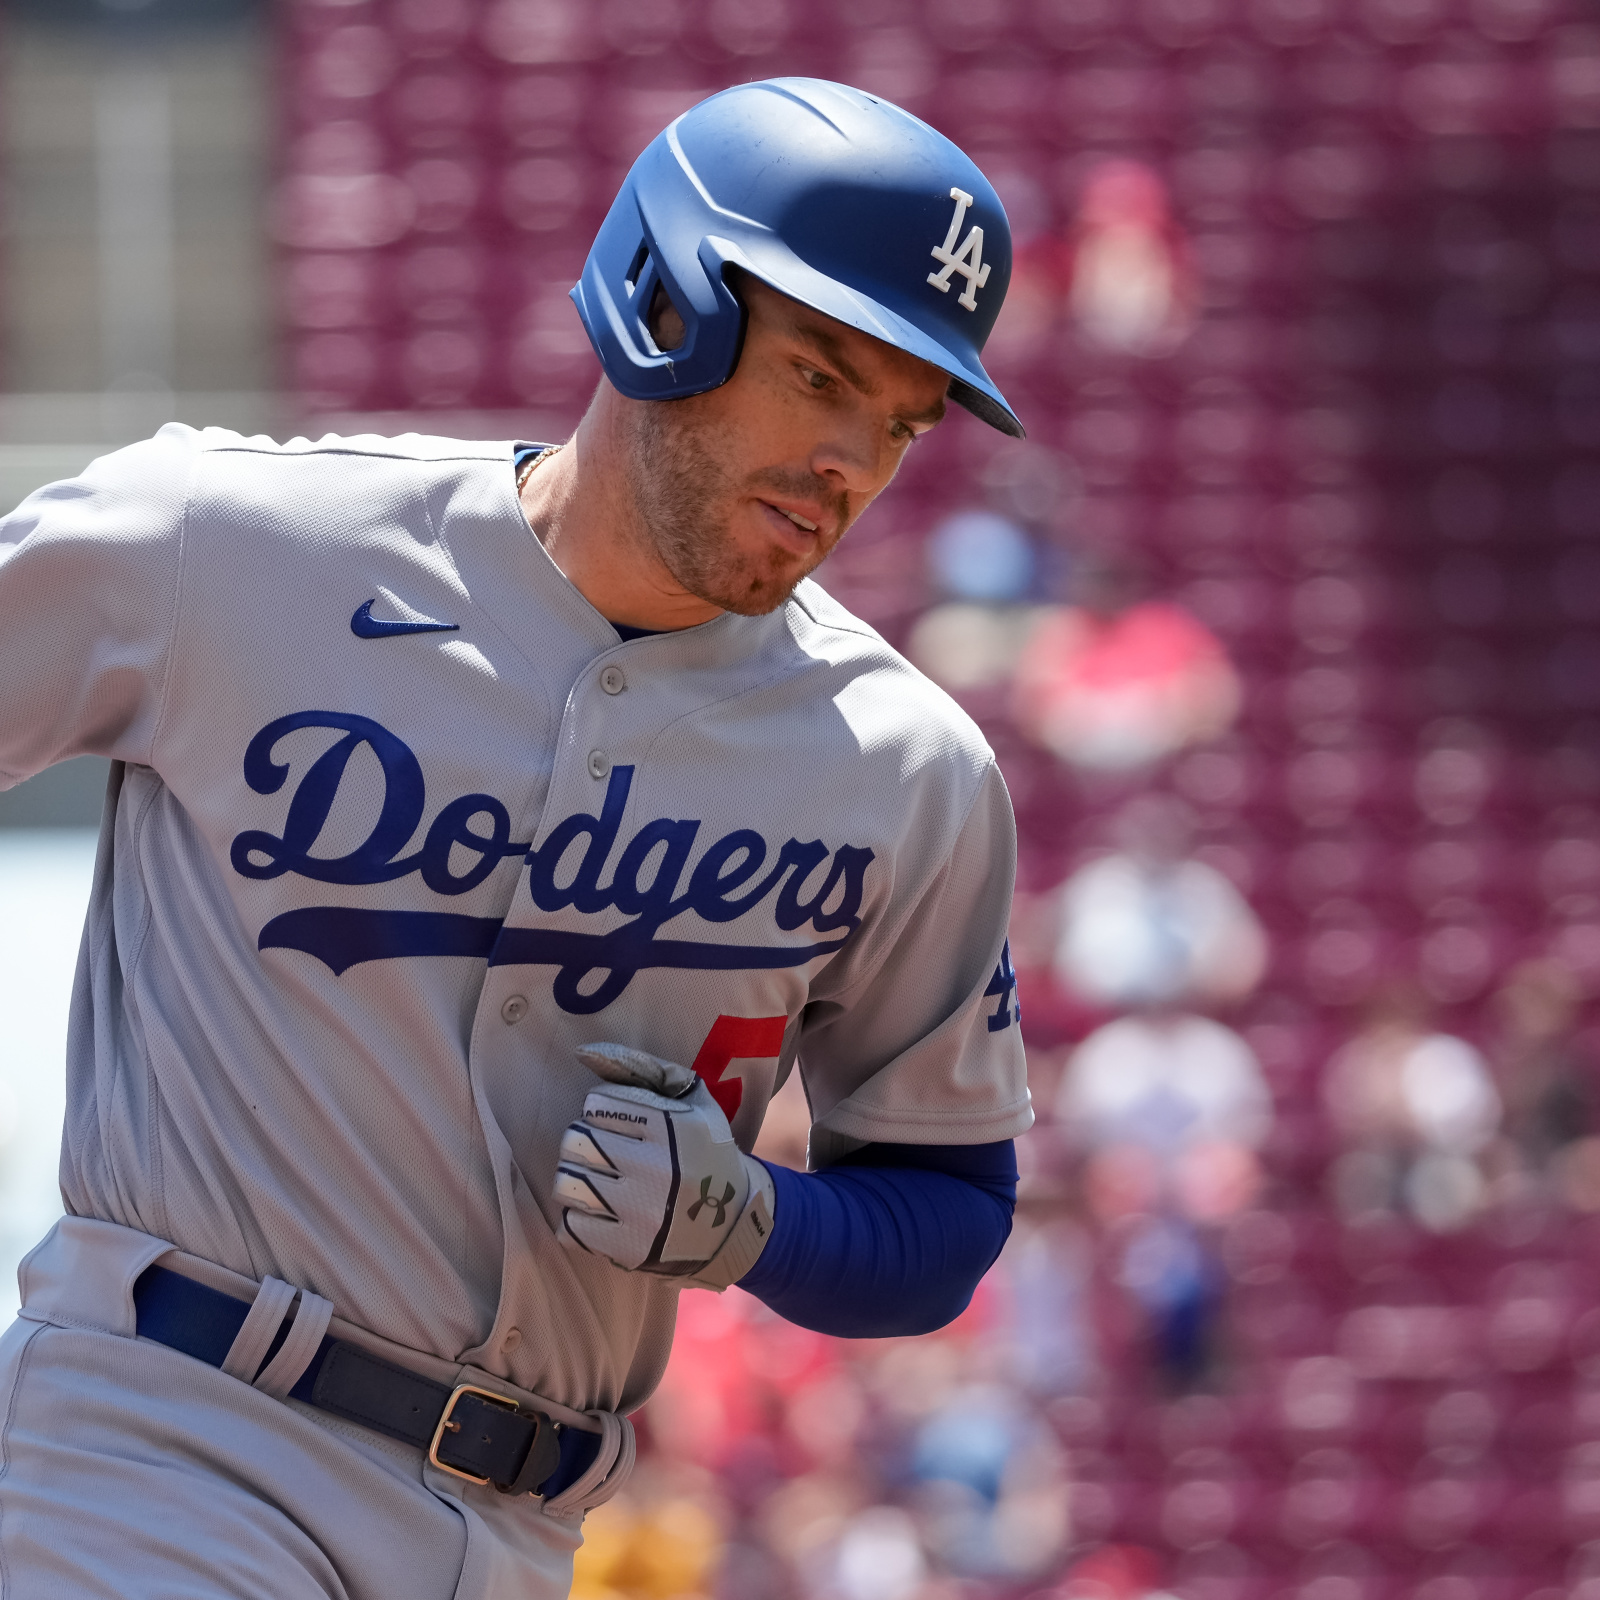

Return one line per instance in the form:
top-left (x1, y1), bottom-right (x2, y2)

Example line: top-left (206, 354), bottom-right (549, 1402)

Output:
top-left (808, 416), bottom-right (897, 501)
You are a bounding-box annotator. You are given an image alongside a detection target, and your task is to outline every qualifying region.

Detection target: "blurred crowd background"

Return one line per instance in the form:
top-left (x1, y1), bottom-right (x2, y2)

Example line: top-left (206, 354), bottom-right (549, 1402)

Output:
top-left (0, 0), bottom-right (1598, 1597)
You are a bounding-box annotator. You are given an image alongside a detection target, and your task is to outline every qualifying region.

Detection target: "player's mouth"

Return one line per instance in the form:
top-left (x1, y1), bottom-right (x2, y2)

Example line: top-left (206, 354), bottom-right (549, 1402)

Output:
top-left (755, 498), bottom-right (829, 554)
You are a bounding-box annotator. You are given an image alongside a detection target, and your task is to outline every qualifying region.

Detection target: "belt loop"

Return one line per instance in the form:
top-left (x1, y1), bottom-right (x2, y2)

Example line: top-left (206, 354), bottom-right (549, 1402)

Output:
top-left (541, 1412), bottom-right (636, 1519)
top-left (252, 1289), bottom-right (334, 1401)
top-left (220, 1276), bottom-right (297, 1384)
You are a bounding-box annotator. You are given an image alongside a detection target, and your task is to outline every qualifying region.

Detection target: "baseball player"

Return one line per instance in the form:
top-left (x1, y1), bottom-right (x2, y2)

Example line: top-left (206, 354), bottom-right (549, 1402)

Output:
top-left (0, 79), bottom-right (1031, 1597)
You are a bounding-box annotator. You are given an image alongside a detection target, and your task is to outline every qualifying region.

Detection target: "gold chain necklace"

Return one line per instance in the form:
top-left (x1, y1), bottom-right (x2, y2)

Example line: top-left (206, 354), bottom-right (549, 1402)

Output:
top-left (515, 442), bottom-right (562, 494)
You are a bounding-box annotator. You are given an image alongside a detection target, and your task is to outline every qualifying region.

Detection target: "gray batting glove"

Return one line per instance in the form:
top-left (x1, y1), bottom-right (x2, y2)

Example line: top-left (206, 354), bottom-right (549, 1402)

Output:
top-left (554, 1043), bottom-right (776, 1290)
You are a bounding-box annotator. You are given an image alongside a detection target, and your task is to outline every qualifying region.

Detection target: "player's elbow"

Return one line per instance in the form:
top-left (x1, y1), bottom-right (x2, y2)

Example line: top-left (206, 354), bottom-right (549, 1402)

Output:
top-left (886, 1280), bottom-right (981, 1337)
top-left (765, 1285), bottom-right (975, 1339)
top-left (761, 1252), bottom-right (999, 1340)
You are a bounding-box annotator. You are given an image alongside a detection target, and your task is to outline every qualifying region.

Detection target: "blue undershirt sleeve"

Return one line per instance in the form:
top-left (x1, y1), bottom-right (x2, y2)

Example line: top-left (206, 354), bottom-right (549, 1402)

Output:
top-left (734, 1140), bottom-right (1019, 1338)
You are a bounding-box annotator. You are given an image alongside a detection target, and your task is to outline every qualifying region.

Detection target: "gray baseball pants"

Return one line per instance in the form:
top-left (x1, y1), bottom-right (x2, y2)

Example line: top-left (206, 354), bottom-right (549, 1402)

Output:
top-left (0, 1220), bottom-right (590, 1599)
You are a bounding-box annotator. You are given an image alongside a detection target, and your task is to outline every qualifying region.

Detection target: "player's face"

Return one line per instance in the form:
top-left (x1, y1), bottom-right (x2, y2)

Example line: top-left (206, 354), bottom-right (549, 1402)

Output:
top-left (622, 276), bottom-right (950, 616)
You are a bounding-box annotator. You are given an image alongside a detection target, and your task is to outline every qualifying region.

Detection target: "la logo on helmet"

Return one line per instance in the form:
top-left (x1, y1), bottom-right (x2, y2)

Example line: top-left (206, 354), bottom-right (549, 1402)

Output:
top-left (927, 186), bottom-right (991, 312)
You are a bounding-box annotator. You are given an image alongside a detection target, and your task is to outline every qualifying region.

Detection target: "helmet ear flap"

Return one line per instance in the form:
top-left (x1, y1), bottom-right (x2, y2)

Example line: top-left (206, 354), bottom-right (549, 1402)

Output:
top-left (618, 236), bottom-right (750, 385)
top-left (623, 245), bottom-right (674, 357)
top-left (708, 253), bottom-right (750, 384)
top-left (620, 240), bottom-right (723, 379)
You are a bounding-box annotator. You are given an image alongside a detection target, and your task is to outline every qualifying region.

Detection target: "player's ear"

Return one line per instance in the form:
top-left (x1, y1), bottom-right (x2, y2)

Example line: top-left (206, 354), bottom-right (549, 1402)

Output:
top-left (646, 282), bottom-right (685, 353)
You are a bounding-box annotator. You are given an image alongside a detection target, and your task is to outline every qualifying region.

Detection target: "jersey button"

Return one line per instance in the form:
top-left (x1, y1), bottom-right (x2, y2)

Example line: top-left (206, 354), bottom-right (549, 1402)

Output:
top-left (500, 995), bottom-right (529, 1025)
top-left (587, 750), bottom-right (611, 779)
top-left (599, 665), bottom-right (626, 695)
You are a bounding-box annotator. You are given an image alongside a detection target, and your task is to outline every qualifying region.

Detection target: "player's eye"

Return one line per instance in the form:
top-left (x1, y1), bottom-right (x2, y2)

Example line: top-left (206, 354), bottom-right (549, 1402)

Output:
top-left (799, 366), bottom-right (832, 391)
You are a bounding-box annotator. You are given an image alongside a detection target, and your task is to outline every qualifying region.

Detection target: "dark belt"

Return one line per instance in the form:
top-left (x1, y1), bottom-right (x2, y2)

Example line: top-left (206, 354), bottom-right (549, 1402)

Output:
top-left (133, 1265), bottom-right (595, 1499)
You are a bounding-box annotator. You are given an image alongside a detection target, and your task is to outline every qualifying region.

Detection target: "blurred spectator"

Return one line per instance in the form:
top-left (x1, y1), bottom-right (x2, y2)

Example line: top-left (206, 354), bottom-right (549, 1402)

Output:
top-left (906, 507), bottom-right (1044, 694)
top-left (989, 1216), bottom-right (1099, 1399)
top-left (907, 602), bottom-right (1049, 695)
top-left (1490, 958), bottom-right (1600, 1206)
top-left (1058, 1012), bottom-right (1272, 1223)
top-left (1116, 1214), bottom-right (1221, 1393)
top-left (906, 1380), bottom-right (1071, 1582)
top-left (1494, 956), bottom-right (1593, 1164)
top-left (926, 508), bottom-right (1035, 605)
top-left (1324, 985), bottom-right (1502, 1232)
top-left (1013, 562), bottom-right (1240, 772)
top-left (1066, 160), bottom-right (1197, 357)
top-left (1057, 1012), bottom-right (1270, 1389)
top-left (1054, 798), bottom-right (1267, 1009)
top-left (829, 1505), bottom-right (925, 1600)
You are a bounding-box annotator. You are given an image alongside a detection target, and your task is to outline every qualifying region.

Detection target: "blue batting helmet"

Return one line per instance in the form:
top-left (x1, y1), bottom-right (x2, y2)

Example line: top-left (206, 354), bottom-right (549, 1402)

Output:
top-left (570, 78), bottom-right (1023, 439)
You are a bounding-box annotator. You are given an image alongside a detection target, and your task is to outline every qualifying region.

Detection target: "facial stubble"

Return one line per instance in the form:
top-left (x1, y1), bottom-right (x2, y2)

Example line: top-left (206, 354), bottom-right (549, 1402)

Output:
top-left (626, 397), bottom-right (850, 618)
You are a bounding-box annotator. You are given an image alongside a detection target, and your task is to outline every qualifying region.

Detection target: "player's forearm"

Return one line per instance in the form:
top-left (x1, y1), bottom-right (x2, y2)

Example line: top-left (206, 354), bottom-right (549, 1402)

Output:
top-left (735, 1140), bottom-right (1018, 1338)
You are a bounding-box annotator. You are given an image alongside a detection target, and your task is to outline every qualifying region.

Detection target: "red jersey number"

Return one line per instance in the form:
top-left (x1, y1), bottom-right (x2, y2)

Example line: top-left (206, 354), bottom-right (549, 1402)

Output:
top-left (690, 1014), bottom-right (787, 1120)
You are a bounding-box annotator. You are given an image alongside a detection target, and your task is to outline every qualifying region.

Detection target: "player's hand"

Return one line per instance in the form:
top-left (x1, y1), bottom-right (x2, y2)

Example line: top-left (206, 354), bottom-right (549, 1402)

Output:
top-left (554, 1043), bottom-right (775, 1287)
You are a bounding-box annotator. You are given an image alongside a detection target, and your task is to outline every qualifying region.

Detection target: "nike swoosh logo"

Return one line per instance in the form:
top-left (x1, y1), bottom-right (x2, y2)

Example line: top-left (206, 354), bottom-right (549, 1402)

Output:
top-left (350, 599), bottom-right (460, 639)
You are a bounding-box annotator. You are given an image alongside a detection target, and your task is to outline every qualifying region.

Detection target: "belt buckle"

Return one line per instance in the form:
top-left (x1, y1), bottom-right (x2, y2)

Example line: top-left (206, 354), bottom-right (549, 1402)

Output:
top-left (428, 1383), bottom-right (518, 1487)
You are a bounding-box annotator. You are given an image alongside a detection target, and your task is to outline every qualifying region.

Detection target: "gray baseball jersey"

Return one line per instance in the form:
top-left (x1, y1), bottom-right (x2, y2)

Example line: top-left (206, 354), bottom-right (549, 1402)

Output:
top-left (0, 423), bottom-right (1030, 1545)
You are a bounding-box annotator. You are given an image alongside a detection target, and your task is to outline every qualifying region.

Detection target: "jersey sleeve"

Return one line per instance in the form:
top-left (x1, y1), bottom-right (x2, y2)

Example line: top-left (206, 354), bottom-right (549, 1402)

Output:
top-left (0, 423), bottom-right (196, 788)
top-left (794, 759), bottom-right (1032, 1165)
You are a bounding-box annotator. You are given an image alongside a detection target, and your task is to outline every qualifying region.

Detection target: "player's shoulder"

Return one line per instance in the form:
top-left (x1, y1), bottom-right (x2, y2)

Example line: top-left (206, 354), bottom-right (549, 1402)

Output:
top-left (91, 422), bottom-right (508, 463)
top-left (177, 425), bottom-right (519, 541)
top-left (80, 423), bottom-right (511, 509)
top-left (777, 576), bottom-right (998, 784)
top-left (187, 424), bottom-right (512, 472)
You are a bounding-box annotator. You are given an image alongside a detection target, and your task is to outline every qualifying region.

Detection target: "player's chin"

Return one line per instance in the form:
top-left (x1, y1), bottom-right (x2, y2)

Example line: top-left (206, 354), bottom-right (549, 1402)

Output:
top-left (686, 538), bottom-right (832, 616)
top-left (716, 550), bottom-right (832, 616)
top-left (701, 573), bottom-right (795, 616)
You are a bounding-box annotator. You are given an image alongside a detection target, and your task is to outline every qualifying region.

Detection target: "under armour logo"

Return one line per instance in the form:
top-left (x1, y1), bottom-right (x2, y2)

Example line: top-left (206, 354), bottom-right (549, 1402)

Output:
top-left (686, 1176), bottom-right (736, 1228)
top-left (927, 186), bottom-right (991, 313)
